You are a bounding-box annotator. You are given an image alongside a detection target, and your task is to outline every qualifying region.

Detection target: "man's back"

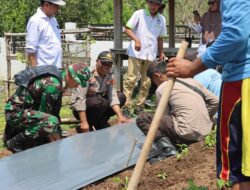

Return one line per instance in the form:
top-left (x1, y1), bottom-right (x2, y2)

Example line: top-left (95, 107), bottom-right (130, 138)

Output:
top-left (156, 78), bottom-right (218, 141)
top-left (194, 69), bottom-right (222, 97)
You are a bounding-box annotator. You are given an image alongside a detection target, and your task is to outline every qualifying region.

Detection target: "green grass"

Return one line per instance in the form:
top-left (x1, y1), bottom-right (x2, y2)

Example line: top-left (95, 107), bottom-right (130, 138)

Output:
top-left (0, 81), bottom-right (7, 149)
top-left (0, 92), bottom-right (6, 134)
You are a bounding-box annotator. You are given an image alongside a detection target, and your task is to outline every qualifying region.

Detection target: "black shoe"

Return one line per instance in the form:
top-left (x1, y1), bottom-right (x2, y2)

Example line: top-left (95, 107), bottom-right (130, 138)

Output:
top-left (134, 107), bottom-right (144, 115)
top-left (3, 124), bottom-right (22, 147)
top-left (122, 108), bottom-right (131, 118)
top-left (6, 132), bottom-right (29, 153)
top-left (149, 137), bottom-right (177, 163)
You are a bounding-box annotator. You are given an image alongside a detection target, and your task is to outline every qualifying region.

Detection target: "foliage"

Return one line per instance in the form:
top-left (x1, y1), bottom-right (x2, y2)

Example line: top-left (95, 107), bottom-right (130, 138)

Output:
top-left (156, 172), bottom-right (168, 180)
top-left (16, 52), bottom-right (27, 64)
top-left (0, 82), bottom-right (7, 149)
top-left (176, 143), bottom-right (189, 160)
top-left (217, 179), bottom-right (233, 189)
top-left (203, 128), bottom-right (216, 148)
top-left (112, 176), bottom-right (130, 190)
top-left (59, 0), bottom-right (103, 27)
top-left (183, 179), bottom-right (208, 190)
top-left (0, 82), bottom-right (6, 135)
top-left (0, 0), bottom-right (38, 35)
top-left (173, 0), bottom-right (207, 25)
top-left (0, 0), bottom-right (209, 36)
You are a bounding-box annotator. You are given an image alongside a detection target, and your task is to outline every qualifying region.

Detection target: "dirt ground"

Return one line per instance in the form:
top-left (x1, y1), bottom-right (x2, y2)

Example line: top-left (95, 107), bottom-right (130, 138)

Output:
top-left (84, 141), bottom-right (217, 190)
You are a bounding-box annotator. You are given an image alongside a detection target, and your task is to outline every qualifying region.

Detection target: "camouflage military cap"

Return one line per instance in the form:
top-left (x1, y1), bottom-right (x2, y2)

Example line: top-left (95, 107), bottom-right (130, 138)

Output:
top-left (68, 62), bottom-right (90, 87)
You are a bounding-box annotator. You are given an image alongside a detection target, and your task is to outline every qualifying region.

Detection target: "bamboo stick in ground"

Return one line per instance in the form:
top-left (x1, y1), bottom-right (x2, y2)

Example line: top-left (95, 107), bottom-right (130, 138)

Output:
top-left (127, 41), bottom-right (189, 190)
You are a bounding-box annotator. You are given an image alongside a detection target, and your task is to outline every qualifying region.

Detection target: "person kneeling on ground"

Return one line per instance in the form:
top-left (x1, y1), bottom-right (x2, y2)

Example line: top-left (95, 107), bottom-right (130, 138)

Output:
top-left (71, 51), bottom-right (131, 133)
top-left (136, 59), bottom-right (218, 159)
top-left (3, 62), bottom-right (91, 153)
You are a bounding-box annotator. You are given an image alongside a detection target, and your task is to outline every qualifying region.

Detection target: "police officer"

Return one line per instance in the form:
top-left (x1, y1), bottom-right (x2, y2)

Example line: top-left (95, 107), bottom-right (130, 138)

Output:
top-left (71, 51), bottom-right (131, 133)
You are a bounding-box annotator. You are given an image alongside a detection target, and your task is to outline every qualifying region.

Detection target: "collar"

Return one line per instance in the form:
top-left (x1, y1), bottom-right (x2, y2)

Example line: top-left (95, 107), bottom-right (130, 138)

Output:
top-left (37, 7), bottom-right (54, 19)
top-left (145, 8), bottom-right (159, 17)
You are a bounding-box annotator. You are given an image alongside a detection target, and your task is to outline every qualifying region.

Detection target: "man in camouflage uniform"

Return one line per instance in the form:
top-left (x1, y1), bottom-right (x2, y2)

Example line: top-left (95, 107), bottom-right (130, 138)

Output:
top-left (71, 51), bottom-right (131, 133)
top-left (3, 63), bottom-right (90, 153)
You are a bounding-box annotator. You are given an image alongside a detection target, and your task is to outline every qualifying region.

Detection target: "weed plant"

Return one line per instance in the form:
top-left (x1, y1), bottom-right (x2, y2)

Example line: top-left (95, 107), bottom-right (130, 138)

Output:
top-left (156, 172), bottom-right (168, 180)
top-left (176, 144), bottom-right (189, 160)
top-left (203, 128), bottom-right (216, 148)
top-left (183, 179), bottom-right (208, 190)
top-left (112, 176), bottom-right (130, 190)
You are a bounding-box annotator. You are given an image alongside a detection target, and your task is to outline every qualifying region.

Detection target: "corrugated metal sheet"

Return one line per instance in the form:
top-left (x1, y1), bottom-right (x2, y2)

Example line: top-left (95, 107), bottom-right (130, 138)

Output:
top-left (0, 122), bottom-right (153, 190)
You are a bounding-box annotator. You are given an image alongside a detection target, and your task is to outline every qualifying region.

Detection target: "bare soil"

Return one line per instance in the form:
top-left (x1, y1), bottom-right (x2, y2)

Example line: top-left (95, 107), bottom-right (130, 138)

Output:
top-left (84, 141), bottom-right (217, 190)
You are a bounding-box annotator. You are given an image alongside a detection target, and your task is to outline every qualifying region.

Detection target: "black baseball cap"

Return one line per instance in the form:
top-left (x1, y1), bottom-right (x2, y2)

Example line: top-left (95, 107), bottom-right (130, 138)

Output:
top-left (97, 51), bottom-right (114, 64)
top-left (148, 0), bottom-right (164, 5)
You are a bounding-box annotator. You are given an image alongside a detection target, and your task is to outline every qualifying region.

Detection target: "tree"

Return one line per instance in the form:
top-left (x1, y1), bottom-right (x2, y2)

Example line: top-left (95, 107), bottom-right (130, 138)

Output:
top-left (0, 0), bottom-right (38, 36)
top-left (0, 0), bottom-right (209, 36)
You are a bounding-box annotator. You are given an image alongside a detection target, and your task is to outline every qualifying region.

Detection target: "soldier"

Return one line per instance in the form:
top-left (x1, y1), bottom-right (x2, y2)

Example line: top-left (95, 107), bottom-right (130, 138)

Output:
top-left (3, 63), bottom-right (90, 153)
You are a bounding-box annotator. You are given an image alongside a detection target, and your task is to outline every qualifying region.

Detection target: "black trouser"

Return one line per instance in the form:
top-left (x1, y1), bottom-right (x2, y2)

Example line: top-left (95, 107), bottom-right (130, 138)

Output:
top-left (73, 92), bottom-right (126, 131)
top-left (136, 112), bottom-right (195, 145)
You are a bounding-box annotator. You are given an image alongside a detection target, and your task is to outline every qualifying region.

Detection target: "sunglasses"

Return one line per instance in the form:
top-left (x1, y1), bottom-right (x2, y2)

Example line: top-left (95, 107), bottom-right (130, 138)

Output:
top-left (101, 61), bottom-right (113, 67)
top-left (208, 1), bottom-right (216, 5)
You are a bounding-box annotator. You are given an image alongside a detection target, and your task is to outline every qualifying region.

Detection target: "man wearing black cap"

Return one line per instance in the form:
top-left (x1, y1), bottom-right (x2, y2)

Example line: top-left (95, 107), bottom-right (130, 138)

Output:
top-left (122, 0), bottom-right (167, 117)
top-left (26, 0), bottom-right (66, 69)
top-left (137, 59), bottom-right (218, 152)
top-left (71, 51), bottom-right (131, 133)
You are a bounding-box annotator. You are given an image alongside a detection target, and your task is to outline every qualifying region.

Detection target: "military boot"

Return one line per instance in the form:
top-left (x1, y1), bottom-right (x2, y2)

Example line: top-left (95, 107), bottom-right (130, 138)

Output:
top-left (6, 132), bottom-right (29, 153)
top-left (3, 124), bottom-right (21, 147)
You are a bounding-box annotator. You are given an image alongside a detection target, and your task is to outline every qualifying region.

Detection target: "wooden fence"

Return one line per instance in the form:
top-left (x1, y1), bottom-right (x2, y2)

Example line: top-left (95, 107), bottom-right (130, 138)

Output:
top-left (4, 24), bottom-right (199, 97)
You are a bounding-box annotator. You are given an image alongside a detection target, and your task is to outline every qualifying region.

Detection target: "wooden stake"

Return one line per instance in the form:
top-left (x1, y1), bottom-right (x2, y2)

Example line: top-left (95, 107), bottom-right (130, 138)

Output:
top-left (125, 139), bottom-right (138, 168)
top-left (127, 41), bottom-right (189, 190)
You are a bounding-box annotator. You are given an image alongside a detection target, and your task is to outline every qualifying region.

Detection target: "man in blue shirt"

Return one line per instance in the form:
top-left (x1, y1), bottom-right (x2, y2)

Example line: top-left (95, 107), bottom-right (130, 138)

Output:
top-left (167, 0), bottom-right (250, 189)
top-left (194, 69), bottom-right (221, 97)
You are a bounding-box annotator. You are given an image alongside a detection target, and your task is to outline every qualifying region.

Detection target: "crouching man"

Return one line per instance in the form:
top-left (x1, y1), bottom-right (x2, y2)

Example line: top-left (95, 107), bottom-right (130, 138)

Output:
top-left (3, 63), bottom-right (90, 153)
top-left (137, 59), bottom-right (218, 158)
top-left (71, 51), bottom-right (131, 133)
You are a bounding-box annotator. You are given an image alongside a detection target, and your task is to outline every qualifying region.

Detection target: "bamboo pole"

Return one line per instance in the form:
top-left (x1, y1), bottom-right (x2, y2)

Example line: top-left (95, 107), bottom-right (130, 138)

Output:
top-left (127, 41), bottom-right (189, 190)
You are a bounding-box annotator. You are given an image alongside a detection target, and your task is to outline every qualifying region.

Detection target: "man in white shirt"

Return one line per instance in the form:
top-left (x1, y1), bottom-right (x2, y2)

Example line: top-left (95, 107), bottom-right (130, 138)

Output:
top-left (26, 0), bottom-right (66, 68)
top-left (122, 0), bottom-right (167, 117)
